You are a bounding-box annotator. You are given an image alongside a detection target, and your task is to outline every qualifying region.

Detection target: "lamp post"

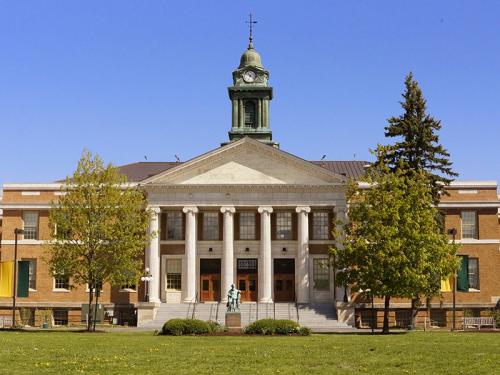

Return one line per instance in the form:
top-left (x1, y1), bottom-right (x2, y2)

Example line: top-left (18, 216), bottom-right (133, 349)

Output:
top-left (448, 228), bottom-right (457, 331)
top-left (12, 228), bottom-right (24, 328)
top-left (141, 268), bottom-right (152, 303)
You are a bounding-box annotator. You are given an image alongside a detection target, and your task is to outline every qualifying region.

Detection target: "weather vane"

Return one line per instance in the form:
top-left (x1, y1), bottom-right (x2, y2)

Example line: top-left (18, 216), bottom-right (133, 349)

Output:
top-left (246, 13), bottom-right (257, 48)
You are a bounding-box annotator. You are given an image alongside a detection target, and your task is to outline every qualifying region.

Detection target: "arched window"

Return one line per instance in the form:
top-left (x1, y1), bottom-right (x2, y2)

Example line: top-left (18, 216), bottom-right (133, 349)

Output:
top-left (244, 101), bottom-right (256, 128)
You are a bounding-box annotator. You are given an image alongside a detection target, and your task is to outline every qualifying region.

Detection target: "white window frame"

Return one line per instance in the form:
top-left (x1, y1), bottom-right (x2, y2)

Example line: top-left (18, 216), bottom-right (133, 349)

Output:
top-left (53, 275), bottom-right (70, 292)
top-left (166, 259), bottom-right (182, 291)
top-left (239, 212), bottom-right (256, 240)
top-left (166, 211), bottom-right (183, 240)
top-left (461, 211), bottom-right (478, 240)
top-left (312, 258), bottom-right (330, 291)
top-left (312, 211), bottom-right (330, 240)
top-left (276, 212), bottom-right (293, 240)
top-left (23, 258), bottom-right (37, 291)
top-left (23, 211), bottom-right (39, 240)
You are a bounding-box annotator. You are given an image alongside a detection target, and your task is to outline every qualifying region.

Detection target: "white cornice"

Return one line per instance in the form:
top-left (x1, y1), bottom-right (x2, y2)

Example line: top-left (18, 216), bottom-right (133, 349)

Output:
top-left (449, 181), bottom-right (497, 188)
top-left (451, 239), bottom-right (500, 245)
top-left (2, 182), bottom-right (138, 191)
top-left (438, 201), bottom-right (500, 208)
top-left (0, 203), bottom-right (52, 209)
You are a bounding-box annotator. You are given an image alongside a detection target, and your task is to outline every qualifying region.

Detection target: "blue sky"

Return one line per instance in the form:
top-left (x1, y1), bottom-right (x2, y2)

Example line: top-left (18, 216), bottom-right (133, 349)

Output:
top-left (1, 1), bottom-right (499, 187)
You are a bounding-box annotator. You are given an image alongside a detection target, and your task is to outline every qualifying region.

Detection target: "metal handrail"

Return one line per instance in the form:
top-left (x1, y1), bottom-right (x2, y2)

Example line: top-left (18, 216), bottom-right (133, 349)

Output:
top-left (295, 296), bottom-right (300, 323)
top-left (273, 301), bottom-right (276, 320)
top-left (191, 292), bottom-right (198, 319)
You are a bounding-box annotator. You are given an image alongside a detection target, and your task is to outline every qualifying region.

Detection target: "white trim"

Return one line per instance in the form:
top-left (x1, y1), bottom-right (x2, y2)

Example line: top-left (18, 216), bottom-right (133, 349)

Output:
top-left (2, 182), bottom-right (138, 190)
top-left (1, 240), bottom-right (44, 245)
top-left (21, 191), bottom-right (40, 196)
top-left (449, 181), bottom-right (497, 188)
top-left (0, 204), bottom-right (52, 209)
top-left (119, 288), bottom-right (137, 293)
top-left (438, 202), bottom-right (500, 208)
top-left (54, 192), bottom-right (67, 196)
top-left (450, 239), bottom-right (500, 245)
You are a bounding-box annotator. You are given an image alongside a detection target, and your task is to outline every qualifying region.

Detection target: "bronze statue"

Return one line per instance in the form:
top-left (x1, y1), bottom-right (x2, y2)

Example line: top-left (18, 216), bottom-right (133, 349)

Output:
top-left (226, 284), bottom-right (241, 312)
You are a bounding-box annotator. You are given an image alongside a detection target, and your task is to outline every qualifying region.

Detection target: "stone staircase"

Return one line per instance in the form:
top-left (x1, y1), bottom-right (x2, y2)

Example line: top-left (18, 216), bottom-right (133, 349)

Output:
top-left (140, 302), bottom-right (353, 332)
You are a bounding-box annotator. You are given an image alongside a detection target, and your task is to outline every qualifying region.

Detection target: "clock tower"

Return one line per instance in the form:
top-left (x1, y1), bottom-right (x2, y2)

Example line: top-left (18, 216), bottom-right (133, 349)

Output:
top-left (223, 34), bottom-right (278, 147)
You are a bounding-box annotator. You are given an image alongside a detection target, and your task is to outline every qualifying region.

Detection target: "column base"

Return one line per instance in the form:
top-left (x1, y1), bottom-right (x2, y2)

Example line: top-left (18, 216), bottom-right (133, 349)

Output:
top-left (148, 298), bottom-right (161, 304)
top-left (258, 298), bottom-right (273, 303)
top-left (182, 297), bottom-right (196, 303)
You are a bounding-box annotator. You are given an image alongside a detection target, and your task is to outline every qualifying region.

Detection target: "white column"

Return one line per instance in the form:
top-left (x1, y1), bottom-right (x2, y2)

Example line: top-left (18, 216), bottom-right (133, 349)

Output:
top-left (296, 206), bottom-right (311, 303)
top-left (182, 206), bottom-right (198, 303)
top-left (258, 206), bottom-right (273, 303)
top-left (334, 204), bottom-right (349, 302)
top-left (221, 206), bottom-right (236, 302)
top-left (147, 206), bottom-right (161, 303)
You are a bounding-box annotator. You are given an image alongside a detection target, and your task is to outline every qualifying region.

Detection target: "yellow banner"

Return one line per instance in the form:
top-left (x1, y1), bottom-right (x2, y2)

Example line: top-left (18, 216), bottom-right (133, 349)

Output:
top-left (0, 261), bottom-right (14, 297)
top-left (440, 278), bottom-right (452, 293)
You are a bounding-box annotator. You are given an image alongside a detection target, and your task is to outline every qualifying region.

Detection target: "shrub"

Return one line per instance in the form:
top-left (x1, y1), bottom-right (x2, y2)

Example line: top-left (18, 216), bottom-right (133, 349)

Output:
top-left (244, 319), bottom-right (301, 335)
top-left (161, 319), bottom-right (211, 336)
top-left (298, 327), bottom-right (312, 336)
top-left (207, 320), bottom-right (222, 333)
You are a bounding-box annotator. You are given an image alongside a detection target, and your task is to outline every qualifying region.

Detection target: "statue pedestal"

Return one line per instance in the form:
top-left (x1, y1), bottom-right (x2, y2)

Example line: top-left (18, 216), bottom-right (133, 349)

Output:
top-left (225, 312), bottom-right (242, 333)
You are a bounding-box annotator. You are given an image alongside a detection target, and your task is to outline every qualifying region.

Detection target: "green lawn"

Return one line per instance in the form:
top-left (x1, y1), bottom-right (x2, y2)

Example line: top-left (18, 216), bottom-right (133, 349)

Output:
top-left (0, 330), bottom-right (498, 374)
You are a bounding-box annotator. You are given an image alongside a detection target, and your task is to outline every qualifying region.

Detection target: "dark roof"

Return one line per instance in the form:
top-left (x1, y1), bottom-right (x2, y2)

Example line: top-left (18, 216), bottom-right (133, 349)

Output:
top-left (118, 162), bottom-right (180, 182)
top-left (117, 160), bottom-right (370, 182)
top-left (310, 161), bottom-right (371, 180)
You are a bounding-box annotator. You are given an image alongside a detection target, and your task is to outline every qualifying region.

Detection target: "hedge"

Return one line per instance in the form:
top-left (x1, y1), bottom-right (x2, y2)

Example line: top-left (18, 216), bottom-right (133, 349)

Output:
top-left (161, 319), bottom-right (221, 336)
top-left (244, 319), bottom-right (311, 336)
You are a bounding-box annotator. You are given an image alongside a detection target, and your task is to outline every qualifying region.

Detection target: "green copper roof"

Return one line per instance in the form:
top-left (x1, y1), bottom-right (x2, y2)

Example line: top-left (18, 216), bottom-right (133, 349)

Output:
top-left (239, 43), bottom-right (263, 69)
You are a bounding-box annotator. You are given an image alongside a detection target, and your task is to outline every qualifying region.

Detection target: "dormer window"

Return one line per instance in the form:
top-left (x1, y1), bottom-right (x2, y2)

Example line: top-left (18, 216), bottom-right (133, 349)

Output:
top-left (244, 101), bottom-right (256, 128)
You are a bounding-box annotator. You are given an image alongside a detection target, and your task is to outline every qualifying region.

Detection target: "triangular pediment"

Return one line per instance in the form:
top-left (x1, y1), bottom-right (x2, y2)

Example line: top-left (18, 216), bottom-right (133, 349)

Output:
top-left (143, 137), bottom-right (346, 186)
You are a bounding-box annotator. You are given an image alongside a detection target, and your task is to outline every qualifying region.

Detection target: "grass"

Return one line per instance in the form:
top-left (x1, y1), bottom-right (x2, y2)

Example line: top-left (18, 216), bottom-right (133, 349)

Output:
top-left (0, 330), bottom-right (498, 374)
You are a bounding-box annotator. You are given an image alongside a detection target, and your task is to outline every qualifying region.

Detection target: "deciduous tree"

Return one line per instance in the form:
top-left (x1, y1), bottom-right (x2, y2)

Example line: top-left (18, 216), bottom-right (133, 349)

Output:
top-left (46, 150), bottom-right (152, 331)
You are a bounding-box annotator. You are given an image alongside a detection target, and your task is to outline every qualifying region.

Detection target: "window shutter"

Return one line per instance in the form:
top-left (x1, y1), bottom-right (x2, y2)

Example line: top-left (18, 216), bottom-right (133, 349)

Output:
top-left (457, 255), bottom-right (469, 291)
top-left (292, 212), bottom-right (298, 240)
top-left (160, 213), bottom-right (167, 241)
top-left (219, 212), bottom-right (224, 241)
top-left (271, 213), bottom-right (277, 241)
top-left (197, 212), bottom-right (204, 241)
top-left (255, 212), bottom-right (261, 240)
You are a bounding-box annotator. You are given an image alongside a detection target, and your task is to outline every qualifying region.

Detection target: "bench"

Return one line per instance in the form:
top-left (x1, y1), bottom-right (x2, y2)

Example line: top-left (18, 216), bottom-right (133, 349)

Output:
top-left (463, 317), bottom-right (496, 331)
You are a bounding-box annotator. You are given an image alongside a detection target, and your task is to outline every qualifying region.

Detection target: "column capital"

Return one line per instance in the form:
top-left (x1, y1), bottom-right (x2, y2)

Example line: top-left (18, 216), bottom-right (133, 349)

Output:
top-left (258, 206), bottom-right (273, 214)
top-left (220, 206), bottom-right (236, 214)
top-left (149, 206), bottom-right (161, 215)
top-left (295, 206), bottom-right (311, 214)
top-left (182, 206), bottom-right (199, 214)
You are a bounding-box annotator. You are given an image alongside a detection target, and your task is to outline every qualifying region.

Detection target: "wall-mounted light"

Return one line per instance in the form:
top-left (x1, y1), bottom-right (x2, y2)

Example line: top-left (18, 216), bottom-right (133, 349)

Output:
top-left (208, 247), bottom-right (213, 252)
top-left (245, 247), bottom-right (250, 252)
top-left (282, 247), bottom-right (287, 252)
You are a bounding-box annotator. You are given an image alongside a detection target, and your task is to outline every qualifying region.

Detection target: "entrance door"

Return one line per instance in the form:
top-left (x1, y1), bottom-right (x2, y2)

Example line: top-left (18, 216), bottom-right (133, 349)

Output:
top-left (200, 259), bottom-right (221, 302)
top-left (237, 259), bottom-right (258, 302)
top-left (200, 274), bottom-right (221, 302)
top-left (274, 259), bottom-right (295, 302)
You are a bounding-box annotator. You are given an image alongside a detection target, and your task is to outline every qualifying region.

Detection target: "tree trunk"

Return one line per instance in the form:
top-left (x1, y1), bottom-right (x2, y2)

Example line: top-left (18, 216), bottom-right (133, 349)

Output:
top-left (87, 282), bottom-right (94, 331)
top-left (92, 286), bottom-right (99, 332)
top-left (426, 296), bottom-right (431, 330)
top-left (410, 296), bottom-right (420, 329)
top-left (382, 295), bottom-right (390, 334)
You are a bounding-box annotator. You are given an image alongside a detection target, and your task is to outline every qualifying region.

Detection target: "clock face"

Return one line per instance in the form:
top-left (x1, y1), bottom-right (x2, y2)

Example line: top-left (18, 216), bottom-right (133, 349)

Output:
top-left (243, 70), bottom-right (256, 83)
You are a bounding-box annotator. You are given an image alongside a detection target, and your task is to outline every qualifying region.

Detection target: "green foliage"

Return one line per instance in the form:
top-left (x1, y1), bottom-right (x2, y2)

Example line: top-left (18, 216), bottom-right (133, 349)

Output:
top-left (46, 150), bottom-right (152, 330)
top-left (161, 319), bottom-right (213, 336)
top-left (244, 319), bottom-right (301, 335)
top-left (207, 320), bottom-right (223, 333)
top-left (298, 327), bottom-right (312, 336)
top-left (374, 72), bottom-right (457, 202)
top-left (332, 163), bottom-right (460, 332)
top-left (486, 308), bottom-right (500, 326)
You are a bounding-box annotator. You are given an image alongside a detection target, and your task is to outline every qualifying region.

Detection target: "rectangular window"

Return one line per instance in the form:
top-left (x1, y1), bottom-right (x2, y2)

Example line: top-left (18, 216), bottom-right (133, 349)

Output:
top-left (202, 212), bottom-right (219, 240)
top-left (430, 309), bottom-right (447, 327)
top-left (312, 211), bottom-right (329, 240)
top-left (395, 310), bottom-right (411, 328)
top-left (53, 310), bottom-right (68, 326)
top-left (313, 258), bottom-right (330, 291)
top-left (276, 212), bottom-right (292, 240)
top-left (27, 259), bottom-right (36, 290)
top-left (468, 257), bottom-right (479, 290)
top-left (239, 212), bottom-right (256, 240)
top-left (166, 259), bottom-right (182, 291)
top-left (23, 211), bottom-right (39, 240)
top-left (461, 211), bottom-right (477, 239)
top-left (54, 275), bottom-right (70, 290)
top-left (166, 211), bottom-right (183, 240)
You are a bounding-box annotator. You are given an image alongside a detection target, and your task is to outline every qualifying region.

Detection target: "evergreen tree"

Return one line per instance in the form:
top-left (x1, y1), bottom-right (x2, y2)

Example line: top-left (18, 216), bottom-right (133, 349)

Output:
top-left (376, 72), bottom-right (458, 201)
top-left (47, 150), bottom-right (153, 331)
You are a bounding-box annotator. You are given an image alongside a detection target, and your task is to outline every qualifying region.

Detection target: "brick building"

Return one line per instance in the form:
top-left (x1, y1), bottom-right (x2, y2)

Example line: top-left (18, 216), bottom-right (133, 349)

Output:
top-left (1, 39), bottom-right (499, 329)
